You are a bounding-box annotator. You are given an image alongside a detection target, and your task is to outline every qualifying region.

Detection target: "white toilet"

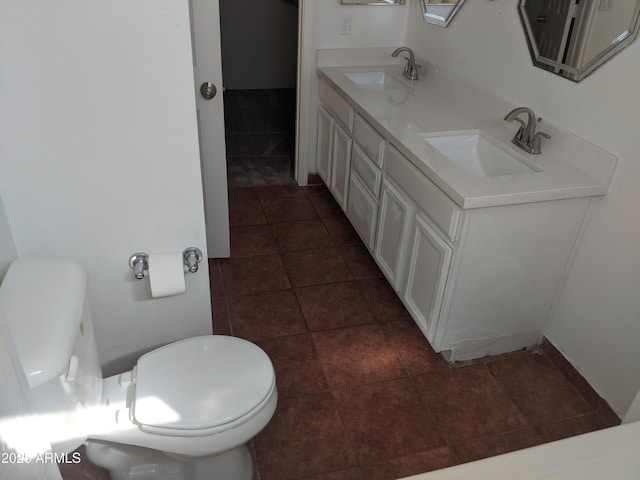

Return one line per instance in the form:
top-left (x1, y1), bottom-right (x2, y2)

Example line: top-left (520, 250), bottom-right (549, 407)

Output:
top-left (0, 257), bottom-right (277, 480)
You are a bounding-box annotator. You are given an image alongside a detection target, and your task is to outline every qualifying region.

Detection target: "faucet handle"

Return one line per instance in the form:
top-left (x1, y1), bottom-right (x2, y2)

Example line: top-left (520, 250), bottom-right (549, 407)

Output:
top-left (535, 131), bottom-right (550, 140)
top-left (530, 131), bottom-right (551, 154)
top-left (401, 58), bottom-right (421, 81)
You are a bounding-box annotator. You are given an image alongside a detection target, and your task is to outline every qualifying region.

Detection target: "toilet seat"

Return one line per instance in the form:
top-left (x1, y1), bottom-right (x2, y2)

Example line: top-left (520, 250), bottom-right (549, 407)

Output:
top-left (131, 335), bottom-right (275, 437)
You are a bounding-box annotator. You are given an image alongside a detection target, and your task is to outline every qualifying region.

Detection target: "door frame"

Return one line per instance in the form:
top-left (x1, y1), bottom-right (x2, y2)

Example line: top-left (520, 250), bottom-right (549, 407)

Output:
top-left (294, 0), bottom-right (316, 186)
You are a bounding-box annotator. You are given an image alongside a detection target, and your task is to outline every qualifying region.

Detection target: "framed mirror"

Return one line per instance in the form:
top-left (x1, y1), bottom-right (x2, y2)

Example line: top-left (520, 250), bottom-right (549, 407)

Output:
top-left (340, 0), bottom-right (405, 5)
top-left (519, 0), bottom-right (640, 82)
top-left (420, 0), bottom-right (466, 27)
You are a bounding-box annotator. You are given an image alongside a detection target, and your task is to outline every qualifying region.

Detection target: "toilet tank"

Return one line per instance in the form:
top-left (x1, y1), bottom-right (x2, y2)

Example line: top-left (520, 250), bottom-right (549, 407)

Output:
top-left (0, 257), bottom-right (103, 453)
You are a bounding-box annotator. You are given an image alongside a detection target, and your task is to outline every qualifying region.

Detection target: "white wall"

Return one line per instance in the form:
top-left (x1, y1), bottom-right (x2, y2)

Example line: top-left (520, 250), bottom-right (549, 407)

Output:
top-left (404, 0), bottom-right (640, 417)
top-left (220, 0), bottom-right (298, 89)
top-left (0, 195), bottom-right (17, 279)
top-left (315, 2), bottom-right (411, 48)
top-left (299, 0), bottom-right (410, 180)
top-left (0, 0), bottom-right (212, 376)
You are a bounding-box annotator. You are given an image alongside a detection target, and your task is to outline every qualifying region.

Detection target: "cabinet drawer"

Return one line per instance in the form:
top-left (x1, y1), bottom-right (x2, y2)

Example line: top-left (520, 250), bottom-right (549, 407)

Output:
top-left (351, 143), bottom-right (381, 197)
top-left (353, 114), bottom-right (384, 167)
top-left (386, 145), bottom-right (460, 242)
top-left (319, 81), bottom-right (354, 132)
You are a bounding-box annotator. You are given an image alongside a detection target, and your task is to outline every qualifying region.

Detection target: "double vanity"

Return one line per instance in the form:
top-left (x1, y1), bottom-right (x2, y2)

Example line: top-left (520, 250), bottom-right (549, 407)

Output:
top-left (315, 55), bottom-right (616, 361)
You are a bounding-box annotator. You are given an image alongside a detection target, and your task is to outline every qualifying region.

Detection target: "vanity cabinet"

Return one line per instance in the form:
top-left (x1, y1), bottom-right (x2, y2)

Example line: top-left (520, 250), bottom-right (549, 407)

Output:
top-left (330, 124), bottom-right (352, 210)
top-left (377, 145), bottom-right (458, 342)
top-left (404, 212), bottom-right (453, 343)
top-left (375, 179), bottom-right (413, 291)
top-left (314, 64), bottom-right (615, 362)
top-left (346, 114), bottom-right (385, 251)
top-left (347, 167), bottom-right (379, 251)
top-left (318, 79), bottom-right (385, 247)
top-left (378, 144), bottom-right (588, 362)
top-left (315, 74), bottom-right (595, 362)
top-left (317, 81), bottom-right (355, 211)
top-left (316, 106), bottom-right (333, 184)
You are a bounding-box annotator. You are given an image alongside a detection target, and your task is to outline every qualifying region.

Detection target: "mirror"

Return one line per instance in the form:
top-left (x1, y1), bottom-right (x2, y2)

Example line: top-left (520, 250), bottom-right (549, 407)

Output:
top-left (519, 0), bottom-right (640, 82)
top-left (420, 0), bottom-right (466, 27)
top-left (340, 0), bottom-right (405, 5)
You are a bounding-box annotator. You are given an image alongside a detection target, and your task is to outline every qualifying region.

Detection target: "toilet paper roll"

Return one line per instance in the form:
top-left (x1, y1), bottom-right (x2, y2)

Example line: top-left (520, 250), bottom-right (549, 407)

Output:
top-left (148, 252), bottom-right (186, 298)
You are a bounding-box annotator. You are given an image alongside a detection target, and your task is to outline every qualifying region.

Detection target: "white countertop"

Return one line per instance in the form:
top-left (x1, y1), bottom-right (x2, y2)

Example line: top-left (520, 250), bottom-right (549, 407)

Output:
top-left (317, 64), bottom-right (617, 209)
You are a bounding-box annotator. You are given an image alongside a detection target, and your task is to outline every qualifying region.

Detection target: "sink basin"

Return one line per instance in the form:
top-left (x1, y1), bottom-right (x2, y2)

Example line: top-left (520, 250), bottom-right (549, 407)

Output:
top-left (422, 131), bottom-right (541, 178)
top-left (344, 70), bottom-right (405, 91)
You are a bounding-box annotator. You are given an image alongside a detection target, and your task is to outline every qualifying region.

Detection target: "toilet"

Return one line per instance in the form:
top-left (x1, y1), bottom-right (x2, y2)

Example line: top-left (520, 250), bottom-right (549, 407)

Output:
top-left (0, 257), bottom-right (277, 480)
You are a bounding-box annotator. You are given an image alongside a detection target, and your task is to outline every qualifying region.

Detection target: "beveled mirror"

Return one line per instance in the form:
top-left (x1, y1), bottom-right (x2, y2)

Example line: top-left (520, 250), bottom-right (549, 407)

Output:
top-left (519, 0), bottom-right (640, 82)
top-left (420, 0), bottom-right (466, 27)
top-left (340, 0), bottom-right (405, 5)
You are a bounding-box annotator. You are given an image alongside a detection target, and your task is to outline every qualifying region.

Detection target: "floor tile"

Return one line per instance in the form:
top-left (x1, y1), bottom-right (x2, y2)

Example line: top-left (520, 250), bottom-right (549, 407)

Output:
top-left (219, 254), bottom-right (291, 296)
top-left (260, 195), bottom-right (318, 223)
top-left (309, 467), bottom-right (364, 480)
top-left (339, 244), bottom-right (382, 279)
top-left (415, 364), bottom-right (530, 445)
top-left (255, 184), bottom-right (308, 200)
top-left (535, 413), bottom-right (606, 444)
top-left (253, 393), bottom-right (357, 480)
top-left (322, 213), bottom-right (362, 246)
top-left (307, 186), bottom-right (344, 219)
top-left (312, 324), bottom-right (406, 389)
top-left (296, 281), bottom-right (375, 331)
top-left (230, 224), bottom-right (277, 258)
top-left (58, 446), bottom-right (110, 480)
top-left (540, 340), bottom-right (620, 425)
top-left (256, 333), bottom-right (329, 398)
top-left (452, 428), bottom-right (542, 463)
top-left (334, 378), bottom-right (445, 464)
top-left (384, 320), bottom-right (448, 376)
top-left (487, 353), bottom-right (592, 425)
top-left (358, 277), bottom-right (412, 322)
top-left (207, 259), bottom-right (224, 298)
top-left (227, 187), bottom-right (268, 227)
top-left (271, 220), bottom-right (334, 252)
top-left (282, 248), bottom-right (353, 287)
top-left (226, 289), bottom-right (307, 341)
top-left (360, 447), bottom-right (459, 480)
top-left (211, 298), bottom-right (231, 336)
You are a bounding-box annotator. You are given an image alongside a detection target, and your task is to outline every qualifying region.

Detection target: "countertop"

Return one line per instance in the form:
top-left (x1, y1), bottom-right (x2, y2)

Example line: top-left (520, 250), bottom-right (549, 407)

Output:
top-left (317, 64), bottom-right (617, 209)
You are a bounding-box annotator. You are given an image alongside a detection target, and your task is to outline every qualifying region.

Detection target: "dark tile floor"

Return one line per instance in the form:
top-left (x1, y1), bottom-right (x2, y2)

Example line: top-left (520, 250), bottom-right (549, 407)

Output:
top-left (61, 184), bottom-right (620, 480)
top-left (224, 89), bottom-right (297, 187)
top-left (211, 184), bottom-right (621, 480)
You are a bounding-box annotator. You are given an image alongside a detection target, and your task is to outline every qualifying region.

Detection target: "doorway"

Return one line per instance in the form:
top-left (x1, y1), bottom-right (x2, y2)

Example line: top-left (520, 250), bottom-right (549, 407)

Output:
top-left (219, 0), bottom-right (299, 187)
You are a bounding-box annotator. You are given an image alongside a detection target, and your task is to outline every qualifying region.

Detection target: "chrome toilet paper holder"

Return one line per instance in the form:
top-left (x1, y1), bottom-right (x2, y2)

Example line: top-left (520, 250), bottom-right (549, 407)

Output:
top-left (129, 247), bottom-right (203, 279)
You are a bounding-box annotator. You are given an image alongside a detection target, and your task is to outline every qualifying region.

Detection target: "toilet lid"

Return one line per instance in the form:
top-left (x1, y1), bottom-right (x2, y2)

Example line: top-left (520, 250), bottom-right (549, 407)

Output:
top-left (131, 335), bottom-right (275, 434)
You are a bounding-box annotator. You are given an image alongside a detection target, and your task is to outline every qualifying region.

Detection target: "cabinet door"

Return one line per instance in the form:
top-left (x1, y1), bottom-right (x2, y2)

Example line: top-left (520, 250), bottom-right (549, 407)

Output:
top-left (330, 123), bottom-right (352, 210)
top-left (404, 212), bottom-right (453, 344)
top-left (316, 106), bottom-right (334, 185)
top-left (346, 173), bottom-right (378, 251)
top-left (375, 179), bottom-right (413, 292)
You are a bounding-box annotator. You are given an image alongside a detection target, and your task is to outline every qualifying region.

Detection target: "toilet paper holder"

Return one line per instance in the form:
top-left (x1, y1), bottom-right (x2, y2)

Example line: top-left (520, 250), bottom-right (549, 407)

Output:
top-left (129, 248), bottom-right (204, 279)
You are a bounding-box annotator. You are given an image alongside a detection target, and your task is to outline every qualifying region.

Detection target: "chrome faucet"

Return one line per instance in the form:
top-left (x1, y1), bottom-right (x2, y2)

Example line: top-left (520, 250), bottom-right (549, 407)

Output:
top-left (504, 107), bottom-right (550, 155)
top-left (391, 47), bottom-right (421, 81)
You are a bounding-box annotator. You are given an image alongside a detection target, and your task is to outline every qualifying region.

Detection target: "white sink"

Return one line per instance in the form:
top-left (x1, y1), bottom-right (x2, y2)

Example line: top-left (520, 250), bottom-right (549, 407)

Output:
top-left (344, 70), bottom-right (405, 91)
top-left (422, 131), bottom-right (541, 178)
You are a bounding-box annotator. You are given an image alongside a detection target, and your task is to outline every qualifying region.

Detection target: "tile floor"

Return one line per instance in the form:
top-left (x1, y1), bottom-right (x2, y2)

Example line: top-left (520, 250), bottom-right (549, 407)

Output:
top-left (60, 184), bottom-right (620, 480)
top-left (224, 89), bottom-right (297, 187)
top-left (211, 184), bottom-right (620, 479)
